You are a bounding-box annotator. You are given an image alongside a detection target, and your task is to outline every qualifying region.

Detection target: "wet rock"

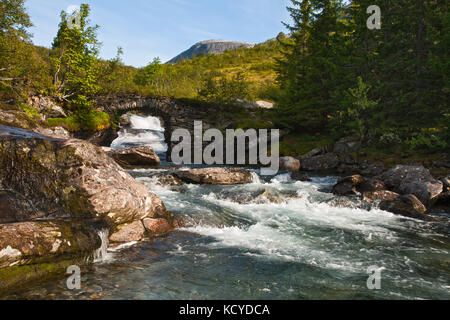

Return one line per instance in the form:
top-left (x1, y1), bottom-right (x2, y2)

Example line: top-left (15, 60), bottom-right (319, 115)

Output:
top-left (357, 178), bottom-right (386, 193)
top-left (362, 190), bottom-right (400, 202)
top-left (108, 146), bottom-right (160, 167)
top-left (380, 165), bottom-right (443, 205)
top-left (279, 156), bottom-right (300, 172)
top-left (0, 126), bottom-right (169, 226)
top-left (332, 175), bottom-right (365, 196)
top-left (0, 221), bottom-right (101, 268)
top-left (119, 114), bottom-right (131, 127)
top-left (429, 191), bottom-right (450, 213)
top-left (441, 175), bottom-right (450, 191)
top-left (379, 194), bottom-right (427, 219)
top-left (301, 153), bottom-right (339, 172)
top-left (151, 173), bottom-right (184, 187)
top-left (174, 167), bottom-right (253, 185)
top-left (291, 172), bottom-right (312, 182)
top-left (142, 218), bottom-right (173, 236)
top-left (109, 221), bottom-right (146, 243)
top-left (262, 189), bottom-right (284, 204)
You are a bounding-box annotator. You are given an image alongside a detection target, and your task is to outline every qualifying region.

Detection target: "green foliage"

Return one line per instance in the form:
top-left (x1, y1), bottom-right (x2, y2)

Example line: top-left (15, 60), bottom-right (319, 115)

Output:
top-left (198, 72), bottom-right (251, 104)
top-left (51, 4), bottom-right (100, 98)
top-left (275, 0), bottom-right (449, 153)
top-left (20, 103), bottom-right (40, 119)
top-left (0, 0), bottom-right (32, 39)
top-left (344, 77), bottom-right (378, 142)
top-left (134, 58), bottom-right (163, 87)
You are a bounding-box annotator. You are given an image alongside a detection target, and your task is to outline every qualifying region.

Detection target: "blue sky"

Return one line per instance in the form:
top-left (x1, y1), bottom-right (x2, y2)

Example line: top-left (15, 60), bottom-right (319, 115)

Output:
top-left (25, 0), bottom-right (292, 67)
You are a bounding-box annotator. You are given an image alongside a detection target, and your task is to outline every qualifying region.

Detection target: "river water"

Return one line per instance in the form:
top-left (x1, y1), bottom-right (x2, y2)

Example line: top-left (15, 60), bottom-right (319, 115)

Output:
top-left (3, 115), bottom-right (449, 300)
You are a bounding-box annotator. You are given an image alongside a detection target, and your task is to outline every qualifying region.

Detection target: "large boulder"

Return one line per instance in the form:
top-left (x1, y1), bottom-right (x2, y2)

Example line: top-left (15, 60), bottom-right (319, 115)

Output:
top-left (379, 194), bottom-right (427, 219)
top-left (301, 153), bottom-right (339, 172)
top-left (174, 167), bottom-right (253, 185)
top-left (108, 146), bottom-right (160, 168)
top-left (279, 156), bottom-right (300, 172)
top-left (380, 165), bottom-right (443, 204)
top-left (0, 125), bottom-right (169, 226)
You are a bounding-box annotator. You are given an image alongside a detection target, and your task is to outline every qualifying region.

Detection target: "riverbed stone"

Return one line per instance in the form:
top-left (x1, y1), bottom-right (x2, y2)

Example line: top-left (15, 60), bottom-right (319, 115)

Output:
top-left (174, 167), bottom-right (253, 185)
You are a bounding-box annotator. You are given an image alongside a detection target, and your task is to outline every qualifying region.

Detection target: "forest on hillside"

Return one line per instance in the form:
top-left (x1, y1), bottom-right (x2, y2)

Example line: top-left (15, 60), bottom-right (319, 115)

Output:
top-left (0, 0), bottom-right (448, 156)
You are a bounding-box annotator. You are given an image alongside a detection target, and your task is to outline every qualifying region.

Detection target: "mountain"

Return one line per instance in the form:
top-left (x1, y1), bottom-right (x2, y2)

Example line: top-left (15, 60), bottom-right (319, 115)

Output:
top-left (167, 40), bottom-right (255, 64)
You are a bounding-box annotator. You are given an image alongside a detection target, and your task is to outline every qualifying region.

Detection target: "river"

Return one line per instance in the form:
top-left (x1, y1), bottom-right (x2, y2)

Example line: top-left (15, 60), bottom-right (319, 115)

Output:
top-left (3, 115), bottom-right (449, 300)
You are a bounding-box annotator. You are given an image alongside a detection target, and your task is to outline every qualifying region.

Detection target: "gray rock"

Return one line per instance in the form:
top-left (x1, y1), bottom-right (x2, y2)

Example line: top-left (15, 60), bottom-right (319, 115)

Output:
top-left (279, 156), bottom-right (301, 172)
top-left (174, 167), bottom-right (253, 185)
top-left (379, 194), bottom-right (427, 219)
top-left (301, 153), bottom-right (339, 171)
top-left (333, 137), bottom-right (361, 155)
top-left (380, 165), bottom-right (443, 204)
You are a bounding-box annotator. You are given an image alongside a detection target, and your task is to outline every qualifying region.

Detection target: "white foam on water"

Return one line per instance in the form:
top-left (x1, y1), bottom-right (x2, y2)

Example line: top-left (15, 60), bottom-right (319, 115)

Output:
top-left (94, 229), bottom-right (114, 263)
top-left (110, 115), bottom-right (168, 153)
top-left (130, 115), bottom-right (165, 131)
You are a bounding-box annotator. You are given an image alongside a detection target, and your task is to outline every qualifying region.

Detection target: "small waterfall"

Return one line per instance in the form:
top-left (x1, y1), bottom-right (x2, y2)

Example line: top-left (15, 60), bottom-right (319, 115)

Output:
top-left (94, 229), bottom-right (110, 263)
top-left (110, 115), bottom-right (168, 159)
top-left (251, 172), bottom-right (262, 184)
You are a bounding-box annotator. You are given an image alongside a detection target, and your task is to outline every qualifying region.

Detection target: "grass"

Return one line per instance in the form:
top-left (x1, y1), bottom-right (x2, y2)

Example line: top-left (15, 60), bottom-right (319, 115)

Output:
top-left (48, 110), bottom-right (110, 132)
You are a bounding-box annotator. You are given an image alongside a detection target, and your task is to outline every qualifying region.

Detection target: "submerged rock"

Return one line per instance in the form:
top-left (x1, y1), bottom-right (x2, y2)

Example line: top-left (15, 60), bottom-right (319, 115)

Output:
top-left (291, 171), bottom-right (312, 182)
top-left (279, 156), bottom-right (300, 172)
top-left (174, 167), bottom-right (253, 185)
top-left (108, 146), bottom-right (160, 167)
top-left (150, 173), bottom-right (184, 187)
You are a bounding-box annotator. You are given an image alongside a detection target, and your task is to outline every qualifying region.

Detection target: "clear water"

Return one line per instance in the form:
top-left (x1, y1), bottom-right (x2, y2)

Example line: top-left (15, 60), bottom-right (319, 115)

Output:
top-left (2, 116), bottom-right (449, 300)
